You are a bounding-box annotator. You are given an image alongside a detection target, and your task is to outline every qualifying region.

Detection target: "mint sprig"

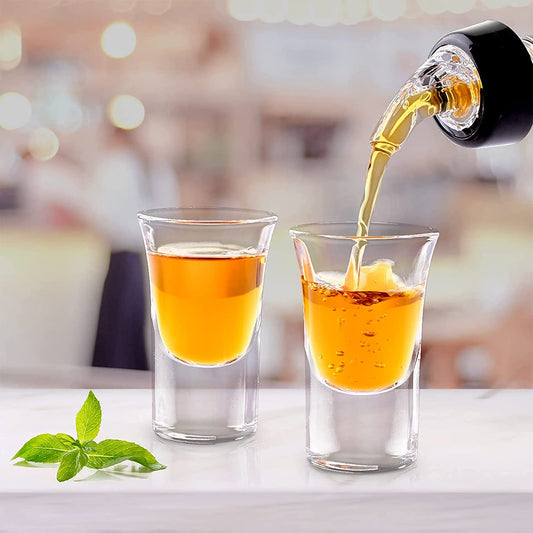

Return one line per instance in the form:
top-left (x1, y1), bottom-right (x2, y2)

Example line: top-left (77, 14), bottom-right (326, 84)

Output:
top-left (57, 448), bottom-right (88, 482)
top-left (11, 391), bottom-right (166, 482)
top-left (75, 390), bottom-right (101, 443)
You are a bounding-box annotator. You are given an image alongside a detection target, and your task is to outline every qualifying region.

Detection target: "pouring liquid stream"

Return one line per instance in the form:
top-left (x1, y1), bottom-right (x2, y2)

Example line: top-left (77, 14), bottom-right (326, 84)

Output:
top-left (302, 52), bottom-right (481, 393)
top-left (345, 75), bottom-right (480, 290)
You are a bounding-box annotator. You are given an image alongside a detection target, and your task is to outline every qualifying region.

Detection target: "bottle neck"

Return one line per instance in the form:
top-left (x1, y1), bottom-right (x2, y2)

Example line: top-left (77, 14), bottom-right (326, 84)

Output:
top-left (368, 45), bottom-right (482, 150)
top-left (370, 22), bottom-right (533, 151)
top-left (428, 35), bottom-right (533, 138)
top-left (428, 21), bottom-right (533, 148)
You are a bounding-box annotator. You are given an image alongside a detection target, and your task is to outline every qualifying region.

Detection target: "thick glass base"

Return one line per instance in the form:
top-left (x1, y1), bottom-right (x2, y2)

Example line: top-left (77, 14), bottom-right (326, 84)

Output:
top-left (307, 452), bottom-right (416, 473)
top-left (152, 327), bottom-right (259, 445)
top-left (153, 421), bottom-right (257, 444)
top-left (306, 352), bottom-right (420, 473)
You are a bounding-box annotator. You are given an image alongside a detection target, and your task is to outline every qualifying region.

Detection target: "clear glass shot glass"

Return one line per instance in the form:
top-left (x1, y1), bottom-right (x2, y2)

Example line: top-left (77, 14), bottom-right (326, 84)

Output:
top-left (138, 208), bottom-right (277, 443)
top-left (290, 222), bottom-right (438, 472)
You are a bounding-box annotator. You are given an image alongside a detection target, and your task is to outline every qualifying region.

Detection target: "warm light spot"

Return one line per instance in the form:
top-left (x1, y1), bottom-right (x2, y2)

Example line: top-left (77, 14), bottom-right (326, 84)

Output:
top-left (287, 0), bottom-right (312, 24)
top-left (371, 0), bottom-right (406, 21)
top-left (310, 0), bottom-right (342, 26)
top-left (417, 0), bottom-right (448, 14)
top-left (509, 0), bottom-right (531, 6)
top-left (0, 92), bottom-right (31, 130)
top-left (0, 24), bottom-right (22, 70)
top-left (29, 127), bottom-right (59, 161)
top-left (447, 0), bottom-right (475, 12)
top-left (259, 0), bottom-right (287, 23)
top-left (342, 0), bottom-right (367, 24)
top-left (480, 0), bottom-right (508, 7)
top-left (227, 0), bottom-right (261, 21)
top-left (107, 94), bottom-right (145, 130)
top-left (101, 22), bottom-right (136, 59)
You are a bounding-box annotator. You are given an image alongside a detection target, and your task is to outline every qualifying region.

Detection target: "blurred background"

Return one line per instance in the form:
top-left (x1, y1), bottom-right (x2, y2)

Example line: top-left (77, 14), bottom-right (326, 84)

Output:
top-left (0, 0), bottom-right (531, 389)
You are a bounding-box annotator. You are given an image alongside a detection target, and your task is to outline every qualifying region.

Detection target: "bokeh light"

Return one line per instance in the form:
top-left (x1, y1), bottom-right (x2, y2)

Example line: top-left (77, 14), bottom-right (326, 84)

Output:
top-left (0, 24), bottom-right (22, 70)
top-left (0, 92), bottom-right (32, 130)
top-left (342, 0), bottom-right (367, 24)
top-left (371, 0), bottom-right (406, 21)
top-left (509, 0), bottom-right (532, 6)
top-left (227, 0), bottom-right (261, 22)
top-left (310, 0), bottom-right (343, 27)
top-left (225, 0), bottom-right (412, 26)
top-left (29, 127), bottom-right (60, 161)
top-left (417, 0), bottom-right (448, 14)
top-left (447, 0), bottom-right (476, 12)
top-left (101, 22), bottom-right (136, 59)
top-left (287, 0), bottom-right (312, 25)
top-left (259, 0), bottom-right (287, 23)
top-left (480, 0), bottom-right (508, 7)
top-left (107, 94), bottom-right (145, 130)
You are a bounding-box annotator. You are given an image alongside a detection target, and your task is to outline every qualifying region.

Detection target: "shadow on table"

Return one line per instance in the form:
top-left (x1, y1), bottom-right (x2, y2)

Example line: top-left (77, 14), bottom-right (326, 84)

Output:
top-left (12, 460), bottom-right (153, 481)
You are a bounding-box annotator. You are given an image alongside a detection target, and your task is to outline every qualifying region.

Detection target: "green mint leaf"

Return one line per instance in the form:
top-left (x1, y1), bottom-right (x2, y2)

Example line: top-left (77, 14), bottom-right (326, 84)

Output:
top-left (75, 390), bottom-right (101, 443)
top-left (82, 440), bottom-right (97, 451)
top-left (13, 391), bottom-right (165, 482)
top-left (56, 433), bottom-right (76, 447)
top-left (11, 433), bottom-right (76, 463)
top-left (56, 448), bottom-right (88, 482)
top-left (85, 439), bottom-right (166, 471)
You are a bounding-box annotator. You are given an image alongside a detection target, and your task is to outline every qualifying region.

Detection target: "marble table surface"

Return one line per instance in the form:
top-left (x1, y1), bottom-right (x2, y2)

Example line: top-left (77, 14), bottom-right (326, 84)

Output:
top-left (1, 388), bottom-right (532, 532)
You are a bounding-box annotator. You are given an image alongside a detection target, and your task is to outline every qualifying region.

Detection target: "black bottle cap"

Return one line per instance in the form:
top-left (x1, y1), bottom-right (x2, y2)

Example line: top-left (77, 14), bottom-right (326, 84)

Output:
top-left (430, 20), bottom-right (533, 148)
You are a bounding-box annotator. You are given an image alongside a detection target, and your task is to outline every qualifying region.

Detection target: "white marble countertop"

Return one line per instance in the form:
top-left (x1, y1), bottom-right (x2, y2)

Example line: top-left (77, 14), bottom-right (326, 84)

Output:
top-left (1, 388), bottom-right (532, 532)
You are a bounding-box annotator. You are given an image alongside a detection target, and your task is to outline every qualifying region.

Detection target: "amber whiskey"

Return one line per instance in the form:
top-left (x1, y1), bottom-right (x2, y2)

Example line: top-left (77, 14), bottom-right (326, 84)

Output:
top-left (304, 262), bottom-right (423, 392)
top-left (346, 59), bottom-right (480, 290)
top-left (148, 244), bottom-right (265, 366)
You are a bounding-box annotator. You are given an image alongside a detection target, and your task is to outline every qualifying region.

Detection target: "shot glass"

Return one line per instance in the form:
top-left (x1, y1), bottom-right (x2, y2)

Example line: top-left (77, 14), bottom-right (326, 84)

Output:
top-left (290, 222), bottom-right (438, 471)
top-left (138, 208), bottom-right (277, 443)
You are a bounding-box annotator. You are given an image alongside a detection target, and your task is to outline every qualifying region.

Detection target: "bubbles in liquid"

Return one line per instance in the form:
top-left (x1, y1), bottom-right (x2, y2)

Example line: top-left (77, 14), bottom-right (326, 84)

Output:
top-left (303, 270), bottom-right (423, 392)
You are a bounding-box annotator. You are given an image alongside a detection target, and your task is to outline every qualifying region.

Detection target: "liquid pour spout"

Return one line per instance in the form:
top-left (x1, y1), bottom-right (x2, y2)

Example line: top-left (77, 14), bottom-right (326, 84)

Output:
top-left (369, 45), bottom-right (482, 152)
top-left (430, 20), bottom-right (533, 148)
top-left (346, 27), bottom-right (485, 291)
top-left (346, 44), bottom-right (481, 291)
top-left (347, 21), bottom-right (533, 291)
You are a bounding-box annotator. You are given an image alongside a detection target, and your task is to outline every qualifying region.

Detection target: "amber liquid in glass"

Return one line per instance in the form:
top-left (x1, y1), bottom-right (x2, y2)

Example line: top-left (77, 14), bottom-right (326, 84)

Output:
top-left (304, 263), bottom-right (423, 392)
top-left (346, 77), bottom-right (479, 290)
top-left (307, 74), bottom-right (478, 392)
top-left (148, 244), bottom-right (265, 366)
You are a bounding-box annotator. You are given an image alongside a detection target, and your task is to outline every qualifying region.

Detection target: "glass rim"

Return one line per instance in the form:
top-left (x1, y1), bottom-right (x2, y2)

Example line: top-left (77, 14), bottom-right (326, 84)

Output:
top-left (137, 207), bottom-right (278, 225)
top-left (289, 221), bottom-right (439, 241)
